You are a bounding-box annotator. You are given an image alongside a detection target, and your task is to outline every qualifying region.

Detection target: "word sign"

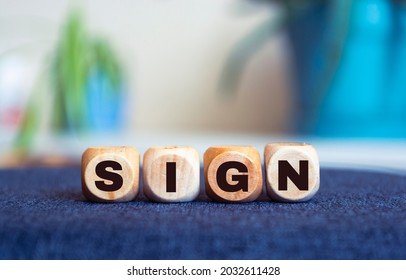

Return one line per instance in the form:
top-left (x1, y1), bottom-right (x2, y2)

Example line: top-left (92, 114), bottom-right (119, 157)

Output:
top-left (81, 143), bottom-right (319, 203)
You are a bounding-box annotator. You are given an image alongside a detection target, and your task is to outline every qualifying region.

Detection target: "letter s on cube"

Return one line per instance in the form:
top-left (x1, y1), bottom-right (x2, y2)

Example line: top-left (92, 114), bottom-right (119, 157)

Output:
top-left (81, 146), bottom-right (140, 202)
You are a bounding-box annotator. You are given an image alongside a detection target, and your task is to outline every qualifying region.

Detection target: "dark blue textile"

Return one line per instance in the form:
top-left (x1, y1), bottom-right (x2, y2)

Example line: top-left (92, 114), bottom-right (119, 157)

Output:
top-left (0, 167), bottom-right (405, 260)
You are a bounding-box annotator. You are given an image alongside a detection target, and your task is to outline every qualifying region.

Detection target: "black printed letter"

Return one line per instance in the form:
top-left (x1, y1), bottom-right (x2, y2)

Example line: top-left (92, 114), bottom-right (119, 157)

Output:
top-left (95, 160), bottom-right (123, 191)
top-left (166, 162), bottom-right (177, 192)
top-left (216, 161), bottom-right (249, 192)
top-left (278, 160), bottom-right (308, 191)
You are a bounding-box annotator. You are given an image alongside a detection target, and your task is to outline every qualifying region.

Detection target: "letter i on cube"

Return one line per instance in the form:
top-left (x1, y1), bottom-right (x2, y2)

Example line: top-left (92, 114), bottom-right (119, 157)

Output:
top-left (143, 146), bottom-right (200, 202)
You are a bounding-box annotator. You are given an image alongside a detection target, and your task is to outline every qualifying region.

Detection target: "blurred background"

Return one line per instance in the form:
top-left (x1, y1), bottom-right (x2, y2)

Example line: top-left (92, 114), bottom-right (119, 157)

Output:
top-left (2, 0), bottom-right (406, 168)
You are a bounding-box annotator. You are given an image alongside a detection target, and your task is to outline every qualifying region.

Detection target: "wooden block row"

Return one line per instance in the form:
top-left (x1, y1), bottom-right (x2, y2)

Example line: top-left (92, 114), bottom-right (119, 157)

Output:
top-left (81, 143), bottom-right (319, 203)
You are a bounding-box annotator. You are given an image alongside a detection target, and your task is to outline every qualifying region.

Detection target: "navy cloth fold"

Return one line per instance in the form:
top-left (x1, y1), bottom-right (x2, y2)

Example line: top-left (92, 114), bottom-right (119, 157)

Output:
top-left (0, 167), bottom-right (405, 259)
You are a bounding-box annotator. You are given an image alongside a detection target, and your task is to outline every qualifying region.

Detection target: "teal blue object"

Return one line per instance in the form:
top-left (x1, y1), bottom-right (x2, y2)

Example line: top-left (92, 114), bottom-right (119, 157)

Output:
top-left (387, 2), bottom-right (406, 135)
top-left (85, 67), bottom-right (124, 132)
top-left (286, 3), bottom-right (329, 134)
top-left (309, 0), bottom-right (406, 137)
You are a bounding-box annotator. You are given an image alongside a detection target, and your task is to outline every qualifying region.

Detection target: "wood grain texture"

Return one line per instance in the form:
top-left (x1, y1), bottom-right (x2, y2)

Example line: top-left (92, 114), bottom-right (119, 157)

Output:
top-left (204, 146), bottom-right (262, 203)
top-left (81, 146), bottom-right (140, 202)
top-left (143, 146), bottom-right (200, 202)
top-left (264, 143), bottom-right (319, 202)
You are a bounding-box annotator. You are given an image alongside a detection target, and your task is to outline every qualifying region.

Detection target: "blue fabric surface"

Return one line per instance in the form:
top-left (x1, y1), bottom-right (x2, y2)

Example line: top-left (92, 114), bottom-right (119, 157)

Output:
top-left (0, 167), bottom-right (405, 260)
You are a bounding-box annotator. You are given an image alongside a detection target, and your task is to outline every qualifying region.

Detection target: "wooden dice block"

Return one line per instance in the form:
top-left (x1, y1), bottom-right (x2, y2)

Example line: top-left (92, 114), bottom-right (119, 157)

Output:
top-left (264, 143), bottom-right (319, 202)
top-left (81, 146), bottom-right (140, 202)
top-left (204, 146), bottom-right (262, 203)
top-left (143, 146), bottom-right (200, 202)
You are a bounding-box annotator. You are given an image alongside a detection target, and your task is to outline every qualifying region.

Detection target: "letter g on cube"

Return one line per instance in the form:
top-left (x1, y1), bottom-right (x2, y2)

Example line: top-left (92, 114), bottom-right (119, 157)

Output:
top-left (204, 146), bottom-right (263, 203)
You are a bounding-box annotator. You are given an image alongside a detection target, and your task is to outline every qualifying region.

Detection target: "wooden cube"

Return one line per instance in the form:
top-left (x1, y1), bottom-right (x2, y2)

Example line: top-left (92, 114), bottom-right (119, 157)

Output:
top-left (81, 146), bottom-right (140, 202)
top-left (143, 146), bottom-right (200, 202)
top-left (204, 146), bottom-right (262, 203)
top-left (264, 143), bottom-right (320, 202)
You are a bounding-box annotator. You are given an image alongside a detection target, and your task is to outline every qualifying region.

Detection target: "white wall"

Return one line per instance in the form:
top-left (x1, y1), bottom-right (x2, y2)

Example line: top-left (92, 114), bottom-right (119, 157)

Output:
top-left (0, 0), bottom-right (293, 135)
